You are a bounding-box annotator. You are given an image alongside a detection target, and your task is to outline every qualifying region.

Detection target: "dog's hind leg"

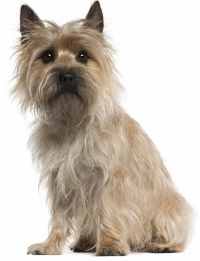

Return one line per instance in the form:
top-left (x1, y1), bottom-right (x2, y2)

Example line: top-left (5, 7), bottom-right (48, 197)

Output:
top-left (146, 192), bottom-right (192, 253)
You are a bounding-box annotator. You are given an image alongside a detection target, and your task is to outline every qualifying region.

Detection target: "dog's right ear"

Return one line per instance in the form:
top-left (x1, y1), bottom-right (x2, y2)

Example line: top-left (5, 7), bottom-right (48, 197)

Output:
top-left (20, 5), bottom-right (43, 41)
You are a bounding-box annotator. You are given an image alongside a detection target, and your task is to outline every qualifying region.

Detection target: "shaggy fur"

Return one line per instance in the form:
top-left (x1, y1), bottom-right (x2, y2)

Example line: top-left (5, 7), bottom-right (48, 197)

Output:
top-left (14, 1), bottom-right (192, 256)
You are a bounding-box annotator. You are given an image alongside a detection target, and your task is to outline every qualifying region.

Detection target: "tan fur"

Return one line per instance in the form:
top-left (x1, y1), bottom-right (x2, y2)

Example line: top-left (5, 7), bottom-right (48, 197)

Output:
top-left (27, 228), bottom-right (64, 255)
top-left (14, 2), bottom-right (192, 256)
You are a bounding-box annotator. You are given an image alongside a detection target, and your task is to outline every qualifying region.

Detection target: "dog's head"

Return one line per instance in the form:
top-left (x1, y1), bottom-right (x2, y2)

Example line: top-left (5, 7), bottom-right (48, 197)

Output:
top-left (14, 1), bottom-right (119, 124)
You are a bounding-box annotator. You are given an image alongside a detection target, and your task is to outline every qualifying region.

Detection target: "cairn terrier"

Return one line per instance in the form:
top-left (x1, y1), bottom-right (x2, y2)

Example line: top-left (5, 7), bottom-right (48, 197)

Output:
top-left (14, 1), bottom-right (192, 256)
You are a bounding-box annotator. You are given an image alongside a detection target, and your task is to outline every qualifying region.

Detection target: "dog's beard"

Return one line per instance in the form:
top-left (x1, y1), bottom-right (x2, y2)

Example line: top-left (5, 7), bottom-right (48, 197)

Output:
top-left (40, 95), bottom-right (85, 125)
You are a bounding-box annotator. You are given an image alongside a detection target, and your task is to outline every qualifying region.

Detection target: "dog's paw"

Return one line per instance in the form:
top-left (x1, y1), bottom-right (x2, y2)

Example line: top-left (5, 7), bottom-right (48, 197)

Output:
top-left (27, 243), bottom-right (47, 255)
top-left (27, 243), bottom-right (60, 255)
top-left (71, 245), bottom-right (95, 253)
top-left (70, 237), bottom-right (96, 253)
top-left (71, 246), bottom-right (85, 253)
top-left (96, 247), bottom-right (127, 256)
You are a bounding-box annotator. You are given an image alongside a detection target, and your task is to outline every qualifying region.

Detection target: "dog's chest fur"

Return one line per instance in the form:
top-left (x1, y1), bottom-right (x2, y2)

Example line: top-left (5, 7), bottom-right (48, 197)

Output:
top-left (31, 120), bottom-right (114, 219)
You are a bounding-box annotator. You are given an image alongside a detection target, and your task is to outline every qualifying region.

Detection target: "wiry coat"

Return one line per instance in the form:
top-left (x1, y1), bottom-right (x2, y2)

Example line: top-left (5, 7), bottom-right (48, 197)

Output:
top-left (30, 106), bottom-right (191, 254)
top-left (14, 2), bottom-right (192, 256)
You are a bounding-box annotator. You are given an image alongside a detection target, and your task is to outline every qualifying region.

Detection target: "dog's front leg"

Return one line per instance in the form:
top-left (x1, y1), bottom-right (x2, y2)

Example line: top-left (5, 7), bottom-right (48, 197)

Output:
top-left (95, 174), bottom-right (130, 256)
top-left (27, 212), bottom-right (67, 255)
top-left (96, 213), bottom-right (130, 256)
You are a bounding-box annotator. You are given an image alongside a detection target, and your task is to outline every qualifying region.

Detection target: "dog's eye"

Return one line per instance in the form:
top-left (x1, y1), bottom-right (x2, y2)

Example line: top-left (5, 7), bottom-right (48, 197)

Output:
top-left (40, 49), bottom-right (55, 64)
top-left (76, 50), bottom-right (89, 64)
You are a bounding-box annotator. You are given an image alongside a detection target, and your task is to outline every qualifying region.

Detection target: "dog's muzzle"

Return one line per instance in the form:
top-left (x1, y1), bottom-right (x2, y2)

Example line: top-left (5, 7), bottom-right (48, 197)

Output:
top-left (57, 70), bottom-right (80, 96)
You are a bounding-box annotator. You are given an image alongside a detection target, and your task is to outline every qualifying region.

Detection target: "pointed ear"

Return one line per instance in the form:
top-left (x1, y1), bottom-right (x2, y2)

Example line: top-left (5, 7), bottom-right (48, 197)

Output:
top-left (20, 5), bottom-right (43, 38)
top-left (85, 1), bottom-right (104, 33)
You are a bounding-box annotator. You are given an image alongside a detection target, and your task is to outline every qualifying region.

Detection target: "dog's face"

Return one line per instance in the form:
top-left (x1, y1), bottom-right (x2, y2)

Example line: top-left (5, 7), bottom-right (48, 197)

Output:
top-left (15, 2), bottom-right (116, 123)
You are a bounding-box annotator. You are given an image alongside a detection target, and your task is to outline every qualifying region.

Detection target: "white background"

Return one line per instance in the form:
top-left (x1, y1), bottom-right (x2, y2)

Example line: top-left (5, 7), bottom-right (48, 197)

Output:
top-left (0, 0), bottom-right (199, 260)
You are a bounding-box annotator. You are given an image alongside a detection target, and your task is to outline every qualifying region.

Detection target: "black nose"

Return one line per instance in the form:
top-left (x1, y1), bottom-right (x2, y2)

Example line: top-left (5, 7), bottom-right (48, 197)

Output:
top-left (58, 71), bottom-right (79, 95)
top-left (59, 72), bottom-right (77, 86)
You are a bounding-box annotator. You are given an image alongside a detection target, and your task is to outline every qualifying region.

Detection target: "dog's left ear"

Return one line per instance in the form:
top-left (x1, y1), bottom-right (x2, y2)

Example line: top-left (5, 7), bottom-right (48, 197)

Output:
top-left (85, 1), bottom-right (104, 33)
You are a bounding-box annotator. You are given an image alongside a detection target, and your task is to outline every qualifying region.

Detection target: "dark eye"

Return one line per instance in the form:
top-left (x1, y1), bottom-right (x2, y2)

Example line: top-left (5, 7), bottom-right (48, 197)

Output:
top-left (76, 50), bottom-right (89, 64)
top-left (40, 49), bottom-right (55, 64)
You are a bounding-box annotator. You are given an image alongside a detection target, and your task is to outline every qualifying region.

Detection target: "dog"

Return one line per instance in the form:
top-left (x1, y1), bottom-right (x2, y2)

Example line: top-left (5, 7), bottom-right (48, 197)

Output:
top-left (14, 1), bottom-right (192, 255)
